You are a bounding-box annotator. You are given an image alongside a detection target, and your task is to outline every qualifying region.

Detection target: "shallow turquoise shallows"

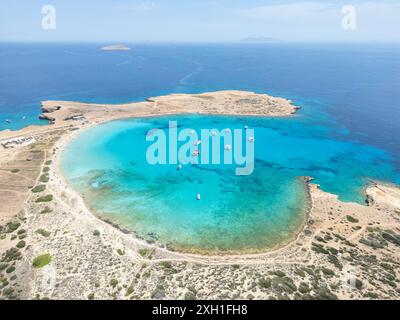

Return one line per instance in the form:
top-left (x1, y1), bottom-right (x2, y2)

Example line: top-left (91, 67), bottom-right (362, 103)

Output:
top-left (61, 114), bottom-right (400, 253)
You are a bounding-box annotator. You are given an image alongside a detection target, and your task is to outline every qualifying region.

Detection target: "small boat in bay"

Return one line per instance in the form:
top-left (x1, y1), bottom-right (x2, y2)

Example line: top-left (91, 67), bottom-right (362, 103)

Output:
top-left (196, 193), bottom-right (201, 201)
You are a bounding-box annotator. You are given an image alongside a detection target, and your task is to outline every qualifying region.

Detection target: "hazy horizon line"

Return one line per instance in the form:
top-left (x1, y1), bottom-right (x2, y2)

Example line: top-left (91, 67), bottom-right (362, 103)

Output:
top-left (1, 40), bottom-right (400, 45)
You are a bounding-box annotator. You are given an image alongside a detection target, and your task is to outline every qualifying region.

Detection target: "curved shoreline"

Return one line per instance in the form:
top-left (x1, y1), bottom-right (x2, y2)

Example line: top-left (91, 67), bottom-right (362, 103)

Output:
top-left (43, 90), bottom-right (310, 260)
top-left (54, 117), bottom-right (313, 258)
top-left (2, 90), bottom-right (400, 300)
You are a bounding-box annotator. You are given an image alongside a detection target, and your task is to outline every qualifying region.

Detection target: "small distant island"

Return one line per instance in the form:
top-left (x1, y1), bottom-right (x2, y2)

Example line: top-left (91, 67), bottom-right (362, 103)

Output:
top-left (100, 44), bottom-right (131, 51)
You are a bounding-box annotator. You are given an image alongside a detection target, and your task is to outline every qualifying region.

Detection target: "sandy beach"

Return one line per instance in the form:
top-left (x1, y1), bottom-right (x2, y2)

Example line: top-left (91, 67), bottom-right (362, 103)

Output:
top-left (1, 91), bottom-right (400, 300)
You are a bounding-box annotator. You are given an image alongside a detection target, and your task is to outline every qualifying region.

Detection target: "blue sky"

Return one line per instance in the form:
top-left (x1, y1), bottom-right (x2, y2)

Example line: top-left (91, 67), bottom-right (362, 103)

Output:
top-left (1, 0), bottom-right (399, 42)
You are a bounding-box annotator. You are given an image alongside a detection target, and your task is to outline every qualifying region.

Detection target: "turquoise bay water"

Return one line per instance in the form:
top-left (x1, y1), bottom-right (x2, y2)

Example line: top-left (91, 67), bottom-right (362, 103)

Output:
top-left (62, 114), bottom-right (400, 253)
top-left (3, 43), bottom-right (400, 252)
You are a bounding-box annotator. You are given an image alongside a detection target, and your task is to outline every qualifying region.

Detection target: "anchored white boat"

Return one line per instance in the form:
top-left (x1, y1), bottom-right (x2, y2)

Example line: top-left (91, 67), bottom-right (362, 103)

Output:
top-left (248, 137), bottom-right (255, 142)
top-left (224, 144), bottom-right (232, 151)
top-left (196, 193), bottom-right (201, 201)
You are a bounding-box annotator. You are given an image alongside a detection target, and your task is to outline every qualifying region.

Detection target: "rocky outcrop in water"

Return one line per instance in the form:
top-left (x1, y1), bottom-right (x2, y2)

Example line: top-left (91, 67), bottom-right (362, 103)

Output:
top-left (41, 105), bottom-right (61, 113)
top-left (38, 114), bottom-right (56, 124)
top-left (38, 103), bottom-right (61, 124)
top-left (365, 194), bottom-right (375, 206)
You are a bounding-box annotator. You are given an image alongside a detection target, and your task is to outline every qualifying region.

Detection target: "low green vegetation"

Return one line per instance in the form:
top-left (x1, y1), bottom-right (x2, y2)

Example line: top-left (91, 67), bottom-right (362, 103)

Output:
top-left (2, 248), bottom-right (21, 262)
top-left (381, 231), bottom-right (400, 246)
top-left (354, 279), bottom-right (363, 290)
top-left (93, 230), bottom-right (100, 236)
top-left (40, 207), bottom-right (52, 214)
top-left (311, 242), bottom-right (329, 254)
top-left (6, 221), bottom-right (21, 233)
top-left (298, 282), bottom-right (310, 294)
top-left (35, 194), bottom-right (53, 203)
top-left (31, 185), bottom-right (46, 193)
top-left (160, 261), bottom-right (172, 269)
top-left (184, 288), bottom-right (197, 300)
top-left (6, 266), bottom-right (15, 274)
top-left (16, 240), bottom-right (26, 249)
top-left (126, 286), bottom-right (134, 296)
top-left (151, 284), bottom-right (166, 299)
top-left (259, 278), bottom-right (272, 289)
top-left (117, 249), bottom-right (125, 256)
top-left (39, 174), bottom-right (49, 183)
top-left (294, 269), bottom-right (306, 278)
top-left (138, 248), bottom-right (151, 257)
top-left (10, 169), bottom-right (20, 173)
top-left (346, 215), bottom-right (359, 223)
top-left (359, 234), bottom-right (387, 249)
top-left (42, 166), bottom-right (50, 173)
top-left (2, 287), bottom-right (15, 299)
top-left (272, 276), bottom-right (297, 294)
top-left (273, 270), bottom-right (286, 277)
top-left (321, 267), bottom-right (335, 276)
top-left (110, 279), bottom-right (118, 288)
top-left (328, 254), bottom-right (343, 270)
top-left (32, 254), bottom-right (51, 268)
top-left (313, 288), bottom-right (338, 300)
top-left (45, 160), bottom-right (52, 165)
top-left (36, 229), bottom-right (51, 237)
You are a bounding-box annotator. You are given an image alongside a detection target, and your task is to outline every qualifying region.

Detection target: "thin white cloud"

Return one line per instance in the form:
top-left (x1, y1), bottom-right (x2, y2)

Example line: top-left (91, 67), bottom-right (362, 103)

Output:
top-left (236, 1), bottom-right (400, 41)
top-left (116, 2), bottom-right (157, 12)
top-left (238, 2), bottom-right (336, 22)
top-left (238, 1), bottom-right (400, 22)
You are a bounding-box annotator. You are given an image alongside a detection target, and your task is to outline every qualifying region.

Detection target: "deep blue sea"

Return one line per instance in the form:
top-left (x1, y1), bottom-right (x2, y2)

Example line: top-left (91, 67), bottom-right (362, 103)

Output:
top-left (1, 43), bottom-right (400, 161)
top-left (2, 42), bottom-right (400, 252)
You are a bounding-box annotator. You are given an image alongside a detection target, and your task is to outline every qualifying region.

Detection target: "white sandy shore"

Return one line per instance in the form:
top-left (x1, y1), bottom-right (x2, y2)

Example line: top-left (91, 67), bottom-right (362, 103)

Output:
top-left (1, 91), bottom-right (400, 300)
